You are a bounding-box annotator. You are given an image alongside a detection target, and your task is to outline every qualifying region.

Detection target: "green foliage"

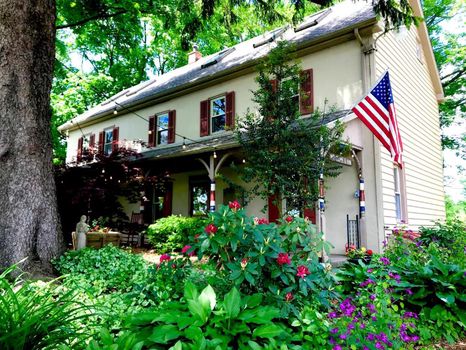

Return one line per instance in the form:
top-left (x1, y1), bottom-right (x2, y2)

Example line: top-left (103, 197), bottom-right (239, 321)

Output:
top-left (194, 204), bottom-right (336, 314)
top-left (418, 219), bottom-right (465, 253)
top-left (146, 215), bottom-right (206, 253)
top-left (236, 41), bottom-right (346, 212)
top-left (53, 245), bottom-right (148, 295)
top-left (123, 283), bottom-right (291, 349)
top-left (0, 263), bottom-right (92, 350)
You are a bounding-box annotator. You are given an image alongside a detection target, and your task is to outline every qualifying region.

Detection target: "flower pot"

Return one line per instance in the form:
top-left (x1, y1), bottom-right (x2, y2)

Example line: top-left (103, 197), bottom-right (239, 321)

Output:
top-left (348, 256), bottom-right (372, 265)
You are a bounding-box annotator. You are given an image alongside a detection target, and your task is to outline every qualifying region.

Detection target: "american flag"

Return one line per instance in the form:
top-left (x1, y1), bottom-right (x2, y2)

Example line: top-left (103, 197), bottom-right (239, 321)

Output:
top-left (352, 71), bottom-right (403, 168)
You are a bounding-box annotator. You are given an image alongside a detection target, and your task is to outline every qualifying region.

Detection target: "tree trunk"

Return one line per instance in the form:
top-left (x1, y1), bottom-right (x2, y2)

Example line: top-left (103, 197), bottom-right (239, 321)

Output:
top-left (0, 0), bottom-right (63, 272)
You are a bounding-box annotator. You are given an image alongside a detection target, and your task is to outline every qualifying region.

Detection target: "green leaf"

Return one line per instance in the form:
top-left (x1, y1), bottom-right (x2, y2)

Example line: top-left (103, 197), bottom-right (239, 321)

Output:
top-left (188, 299), bottom-right (208, 323)
top-left (247, 341), bottom-right (263, 350)
top-left (199, 285), bottom-right (217, 311)
top-left (148, 325), bottom-right (181, 344)
top-left (436, 292), bottom-right (455, 304)
top-left (253, 324), bottom-right (284, 338)
top-left (224, 287), bottom-right (241, 319)
top-left (184, 281), bottom-right (199, 300)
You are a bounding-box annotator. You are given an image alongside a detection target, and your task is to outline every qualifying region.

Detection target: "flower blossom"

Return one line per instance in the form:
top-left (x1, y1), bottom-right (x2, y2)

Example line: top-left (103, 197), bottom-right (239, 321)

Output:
top-left (296, 265), bottom-right (310, 279)
top-left (367, 249), bottom-right (373, 256)
top-left (205, 223), bottom-right (218, 235)
top-left (285, 216), bottom-right (293, 223)
top-left (229, 200), bottom-right (241, 211)
top-left (285, 292), bottom-right (294, 302)
top-left (380, 257), bottom-right (390, 265)
top-left (255, 217), bottom-right (269, 225)
top-left (240, 258), bottom-right (248, 270)
top-left (181, 245), bottom-right (195, 256)
top-left (159, 254), bottom-right (171, 263)
top-left (277, 253), bottom-right (291, 265)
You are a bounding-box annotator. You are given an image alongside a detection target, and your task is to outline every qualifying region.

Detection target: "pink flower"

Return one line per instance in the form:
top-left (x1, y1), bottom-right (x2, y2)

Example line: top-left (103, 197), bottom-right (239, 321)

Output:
top-left (159, 254), bottom-right (171, 263)
top-left (228, 200), bottom-right (241, 211)
top-left (285, 216), bottom-right (293, 223)
top-left (182, 245), bottom-right (195, 256)
top-left (296, 265), bottom-right (310, 279)
top-left (205, 223), bottom-right (218, 235)
top-left (277, 253), bottom-right (291, 265)
top-left (255, 217), bottom-right (269, 225)
top-left (285, 292), bottom-right (294, 302)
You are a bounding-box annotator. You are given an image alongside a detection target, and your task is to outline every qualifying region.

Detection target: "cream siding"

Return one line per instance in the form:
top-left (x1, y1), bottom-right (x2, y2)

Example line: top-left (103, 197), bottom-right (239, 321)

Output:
top-left (375, 28), bottom-right (445, 231)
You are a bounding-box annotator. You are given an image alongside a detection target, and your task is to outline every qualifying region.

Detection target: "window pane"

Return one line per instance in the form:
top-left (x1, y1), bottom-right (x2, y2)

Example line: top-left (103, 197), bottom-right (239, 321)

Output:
top-left (395, 193), bottom-right (402, 221)
top-left (158, 114), bottom-right (169, 130)
top-left (104, 144), bottom-right (112, 156)
top-left (212, 115), bottom-right (226, 133)
top-left (105, 130), bottom-right (113, 144)
top-left (211, 97), bottom-right (225, 117)
top-left (158, 130), bottom-right (168, 145)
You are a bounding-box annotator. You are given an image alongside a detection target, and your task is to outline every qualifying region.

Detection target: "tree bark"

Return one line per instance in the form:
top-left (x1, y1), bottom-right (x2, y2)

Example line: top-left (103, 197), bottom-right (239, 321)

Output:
top-left (0, 0), bottom-right (64, 272)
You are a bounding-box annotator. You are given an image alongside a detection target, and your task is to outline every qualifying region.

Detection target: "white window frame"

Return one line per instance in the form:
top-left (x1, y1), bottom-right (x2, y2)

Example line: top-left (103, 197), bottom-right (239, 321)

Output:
top-left (103, 128), bottom-right (113, 156)
top-left (210, 96), bottom-right (226, 134)
top-left (157, 113), bottom-right (169, 145)
top-left (393, 166), bottom-right (407, 223)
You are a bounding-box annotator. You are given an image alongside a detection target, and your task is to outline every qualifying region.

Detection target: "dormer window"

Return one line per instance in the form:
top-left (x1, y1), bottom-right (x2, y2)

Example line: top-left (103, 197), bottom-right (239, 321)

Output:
top-left (211, 96), bottom-right (226, 133)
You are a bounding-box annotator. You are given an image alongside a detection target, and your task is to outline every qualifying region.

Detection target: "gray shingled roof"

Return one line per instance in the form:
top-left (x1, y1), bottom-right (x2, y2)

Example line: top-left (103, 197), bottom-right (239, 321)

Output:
top-left (58, 1), bottom-right (375, 132)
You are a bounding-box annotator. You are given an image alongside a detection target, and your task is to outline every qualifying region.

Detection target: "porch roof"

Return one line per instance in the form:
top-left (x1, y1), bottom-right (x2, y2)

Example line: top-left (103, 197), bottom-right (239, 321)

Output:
top-left (136, 109), bottom-right (350, 162)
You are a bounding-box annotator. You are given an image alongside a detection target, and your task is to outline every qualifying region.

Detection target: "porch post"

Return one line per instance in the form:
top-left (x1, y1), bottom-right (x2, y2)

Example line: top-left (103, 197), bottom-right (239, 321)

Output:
top-left (318, 173), bottom-right (328, 262)
top-left (210, 181), bottom-right (216, 212)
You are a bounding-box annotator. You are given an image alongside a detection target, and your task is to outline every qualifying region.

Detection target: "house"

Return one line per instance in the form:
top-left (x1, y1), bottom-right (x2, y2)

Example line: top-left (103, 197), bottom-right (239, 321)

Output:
top-left (58, 0), bottom-right (445, 255)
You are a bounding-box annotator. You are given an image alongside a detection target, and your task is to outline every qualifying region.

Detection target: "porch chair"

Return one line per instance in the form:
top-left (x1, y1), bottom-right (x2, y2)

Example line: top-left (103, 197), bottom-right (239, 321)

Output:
top-left (126, 212), bottom-right (144, 246)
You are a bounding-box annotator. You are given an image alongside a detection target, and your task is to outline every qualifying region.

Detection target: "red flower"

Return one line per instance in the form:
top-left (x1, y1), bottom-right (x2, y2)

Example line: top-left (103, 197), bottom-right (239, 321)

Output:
top-left (159, 254), bottom-right (171, 263)
top-left (277, 253), bottom-right (291, 265)
top-left (241, 258), bottom-right (248, 269)
top-left (367, 249), bottom-right (373, 256)
top-left (285, 292), bottom-right (294, 302)
top-left (182, 245), bottom-right (196, 256)
top-left (285, 216), bottom-right (293, 223)
top-left (194, 234), bottom-right (200, 242)
top-left (229, 200), bottom-right (241, 211)
top-left (296, 265), bottom-right (310, 279)
top-left (205, 223), bottom-right (218, 235)
top-left (256, 217), bottom-right (269, 225)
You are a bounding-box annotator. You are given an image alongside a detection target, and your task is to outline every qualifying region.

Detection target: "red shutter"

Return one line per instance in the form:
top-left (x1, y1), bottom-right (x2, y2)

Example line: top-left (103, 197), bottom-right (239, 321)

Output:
top-left (300, 69), bottom-right (313, 115)
top-left (148, 116), bottom-right (155, 147)
top-left (268, 193), bottom-right (280, 223)
top-left (98, 131), bottom-right (104, 155)
top-left (77, 137), bottom-right (83, 162)
top-left (268, 79), bottom-right (278, 121)
top-left (112, 127), bottom-right (119, 152)
top-left (270, 79), bottom-right (278, 93)
top-left (225, 91), bottom-right (235, 129)
top-left (168, 110), bottom-right (176, 144)
top-left (304, 206), bottom-right (316, 224)
top-left (89, 134), bottom-right (95, 153)
top-left (200, 99), bottom-right (210, 136)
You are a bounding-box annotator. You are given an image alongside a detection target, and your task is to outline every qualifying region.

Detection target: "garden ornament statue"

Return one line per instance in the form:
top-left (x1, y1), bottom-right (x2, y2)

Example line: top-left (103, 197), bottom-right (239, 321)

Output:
top-left (76, 215), bottom-right (89, 250)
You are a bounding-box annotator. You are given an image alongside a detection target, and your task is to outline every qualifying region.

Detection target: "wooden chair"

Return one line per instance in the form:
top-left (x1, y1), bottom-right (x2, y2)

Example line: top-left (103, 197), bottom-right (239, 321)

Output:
top-left (127, 212), bottom-right (144, 246)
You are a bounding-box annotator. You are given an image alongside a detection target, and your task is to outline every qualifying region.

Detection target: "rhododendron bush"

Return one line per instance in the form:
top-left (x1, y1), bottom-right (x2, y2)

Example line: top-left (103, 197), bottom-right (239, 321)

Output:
top-left (192, 203), bottom-right (336, 313)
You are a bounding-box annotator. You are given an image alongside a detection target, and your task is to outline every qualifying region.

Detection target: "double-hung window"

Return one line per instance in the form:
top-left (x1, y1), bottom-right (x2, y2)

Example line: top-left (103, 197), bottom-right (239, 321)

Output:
top-left (211, 96), bottom-right (226, 133)
top-left (157, 113), bottom-right (169, 145)
top-left (103, 128), bottom-right (113, 156)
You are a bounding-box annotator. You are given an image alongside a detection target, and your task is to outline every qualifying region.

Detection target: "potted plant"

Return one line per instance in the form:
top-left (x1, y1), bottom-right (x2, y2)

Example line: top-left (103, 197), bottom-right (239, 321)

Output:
top-left (346, 245), bottom-right (373, 264)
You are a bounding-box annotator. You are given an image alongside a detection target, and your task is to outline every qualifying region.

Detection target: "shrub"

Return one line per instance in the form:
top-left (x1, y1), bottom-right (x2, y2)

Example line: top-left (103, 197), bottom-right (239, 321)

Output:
top-left (0, 263), bottom-right (92, 350)
top-left (418, 220), bottom-right (465, 262)
top-left (193, 203), bottom-right (336, 314)
top-left (146, 215), bottom-right (206, 253)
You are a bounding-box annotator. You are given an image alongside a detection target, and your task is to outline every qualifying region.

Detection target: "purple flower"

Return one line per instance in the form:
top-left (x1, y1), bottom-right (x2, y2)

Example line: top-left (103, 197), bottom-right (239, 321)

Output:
top-left (367, 333), bottom-right (375, 341)
top-left (367, 268), bottom-right (373, 273)
top-left (388, 271), bottom-right (401, 282)
top-left (328, 311), bottom-right (338, 319)
top-left (375, 341), bottom-right (385, 349)
top-left (411, 335), bottom-right (420, 342)
top-left (360, 323), bottom-right (366, 329)
top-left (403, 311), bottom-right (418, 319)
top-left (329, 337), bottom-right (336, 345)
top-left (376, 332), bottom-right (388, 343)
top-left (405, 288), bottom-right (413, 295)
top-left (372, 316), bottom-right (377, 321)
top-left (347, 323), bottom-right (355, 330)
top-left (333, 346), bottom-right (343, 350)
top-left (363, 347), bottom-right (370, 350)
top-left (339, 333), bottom-right (347, 340)
top-left (367, 303), bottom-right (376, 314)
top-left (380, 257), bottom-right (390, 265)
top-left (370, 294), bottom-right (376, 300)
top-left (360, 279), bottom-right (375, 287)
top-left (330, 328), bottom-right (339, 334)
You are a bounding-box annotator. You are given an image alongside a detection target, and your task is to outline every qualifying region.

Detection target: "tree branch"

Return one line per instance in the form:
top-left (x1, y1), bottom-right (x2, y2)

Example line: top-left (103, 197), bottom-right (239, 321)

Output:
top-left (56, 10), bottom-right (127, 29)
top-left (441, 68), bottom-right (466, 88)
